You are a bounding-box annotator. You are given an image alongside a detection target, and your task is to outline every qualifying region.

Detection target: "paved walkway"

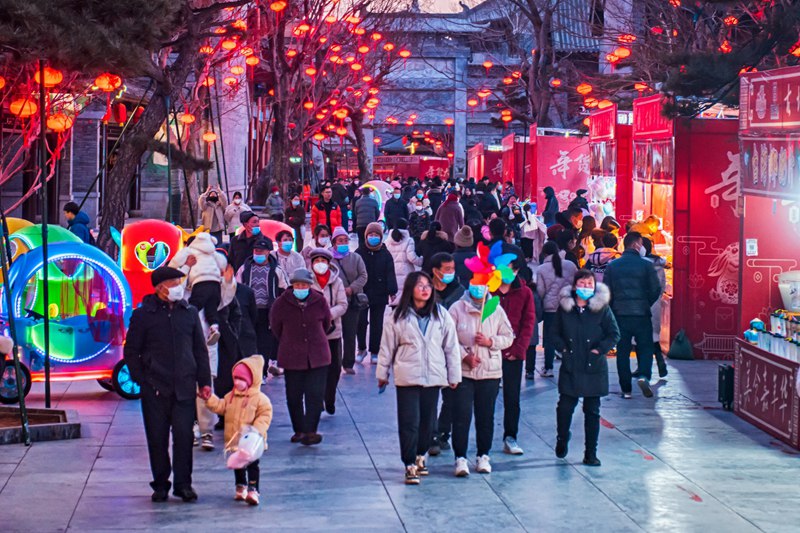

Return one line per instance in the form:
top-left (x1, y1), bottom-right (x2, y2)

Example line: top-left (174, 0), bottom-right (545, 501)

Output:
top-left (2, 358), bottom-right (799, 532)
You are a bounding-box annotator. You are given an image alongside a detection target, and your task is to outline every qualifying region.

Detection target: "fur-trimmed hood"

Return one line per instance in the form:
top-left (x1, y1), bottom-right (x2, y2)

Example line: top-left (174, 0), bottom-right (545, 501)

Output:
top-left (559, 282), bottom-right (610, 313)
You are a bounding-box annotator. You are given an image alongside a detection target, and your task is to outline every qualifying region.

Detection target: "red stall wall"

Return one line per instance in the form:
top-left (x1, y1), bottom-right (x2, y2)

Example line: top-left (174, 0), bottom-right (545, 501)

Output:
top-left (672, 119), bottom-right (741, 359)
top-left (502, 134), bottom-right (532, 198)
top-left (467, 144), bottom-right (503, 182)
top-left (533, 136), bottom-right (591, 211)
top-left (739, 195), bottom-right (800, 332)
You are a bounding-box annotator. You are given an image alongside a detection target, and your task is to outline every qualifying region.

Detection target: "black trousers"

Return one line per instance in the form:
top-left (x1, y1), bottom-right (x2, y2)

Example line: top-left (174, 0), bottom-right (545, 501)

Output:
top-left (234, 459), bottom-right (260, 491)
top-left (357, 303), bottom-right (386, 355)
top-left (435, 387), bottom-right (455, 439)
top-left (255, 308), bottom-right (278, 365)
top-left (325, 338), bottom-right (342, 409)
top-left (396, 386), bottom-right (440, 466)
top-left (340, 307), bottom-right (360, 369)
top-left (356, 226), bottom-right (367, 249)
top-left (616, 315), bottom-right (654, 391)
top-left (654, 342), bottom-right (667, 374)
top-left (556, 395), bottom-right (601, 455)
top-left (189, 280), bottom-right (221, 327)
top-left (284, 366), bottom-right (327, 434)
top-left (210, 230), bottom-right (224, 246)
top-left (520, 237), bottom-right (533, 259)
top-left (502, 359), bottom-right (523, 439)
top-left (525, 345), bottom-right (537, 374)
top-left (140, 384), bottom-right (195, 492)
top-left (452, 378), bottom-right (500, 458)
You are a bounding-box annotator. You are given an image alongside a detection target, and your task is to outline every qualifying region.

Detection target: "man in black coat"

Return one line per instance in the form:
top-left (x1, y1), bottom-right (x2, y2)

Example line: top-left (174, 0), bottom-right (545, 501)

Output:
top-left (602, 231), bottom-right (662, 399)
top-left (229, 211), bottom-right (273, 272)
top-left (383, 186), bottom-right (408, 231)
top-left (123, 267), bottom-right (212, 503)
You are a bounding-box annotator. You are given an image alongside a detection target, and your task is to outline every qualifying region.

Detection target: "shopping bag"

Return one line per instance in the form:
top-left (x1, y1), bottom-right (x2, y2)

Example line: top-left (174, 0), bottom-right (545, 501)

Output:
top-left (226, 425), bottom-right (265, 469)
top-left (667, 329), bottom-right (694, 360)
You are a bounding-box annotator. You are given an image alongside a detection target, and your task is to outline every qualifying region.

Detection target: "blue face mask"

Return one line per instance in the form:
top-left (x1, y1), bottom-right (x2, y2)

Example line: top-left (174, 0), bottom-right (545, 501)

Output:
top-left (253, 254), bottom-right (266, 264)
top-left (336, 244), bottom-right (350, 255)
top-left (441, 272), bottom-right (455, 284)
top-left (469, 284), bottom-right (486, 299)
top-left (367, 235), bottom-right (381, 247)
top-left (281, 241), bottom-right (293, 252)
top-left (393, 193), bottom-right (401, 199)
top-left (294, 288), bottom-right (309, 300)
top-left (251, 226), bottom-right (261, 235)
top-left (576, 287), bottom-right (595, 301)
top-left (416, 193), bottom-right (424, 200)
top-left (292, 200), bottom-right (300, 207)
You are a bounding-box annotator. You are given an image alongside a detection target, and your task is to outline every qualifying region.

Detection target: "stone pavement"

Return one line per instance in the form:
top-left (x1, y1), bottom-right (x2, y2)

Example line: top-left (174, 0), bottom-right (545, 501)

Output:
top-left (2, 358), bottom-right (800, 532)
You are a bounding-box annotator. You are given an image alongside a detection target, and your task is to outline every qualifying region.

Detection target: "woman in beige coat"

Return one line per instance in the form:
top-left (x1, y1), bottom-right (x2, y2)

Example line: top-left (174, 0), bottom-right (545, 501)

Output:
top-left (198, 185), bottom-right (228, 243)
top-left (377, 271), bottom-right (461, 485)
top-left (448, 287), bottom-right (514, 477)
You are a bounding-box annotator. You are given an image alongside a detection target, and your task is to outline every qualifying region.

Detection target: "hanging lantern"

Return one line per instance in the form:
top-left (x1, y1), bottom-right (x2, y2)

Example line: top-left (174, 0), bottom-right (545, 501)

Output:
top-left (325, 15), bottom-right (336, 24)
top-left (200, 77), bottom-right (215, 87)
top-left (200, 44), bottom-right (214, 54)
top-left (315, 113), bottom-right (325, 120)
top-left (651, 26), bottom-right (664, 35)
top-left (214, 27), bottom-right (227, 34)
top-left (288, 122), bottom-right (296, 130)
top-left (467, 98), bottom-right (478, 107)
top-left (634, 82), bottom-right (649, 92)
top-left (719, 40), bottom-right (732, 54)
top-left (223, 76), bottom-right (238, 86)
top-left (366, 97), bottom-right (379, 108)
top-left (336, 126), bottom-right (348, 136)
top-left (232, 19), bottom-right (247, 30)
top-left (613, 47), bottom-right (631, 59)
top-left (618, 34), bottom-right (636, 44)
top-left (409, 113), bottom-right (418, 120)
top-left (303, 101), bottom-right (314, 110)
top-left (582, 117), bottom-right (590, 127)
top-left (345, 56), bottom-right (356, 63)
top-left (230, 65), bottom-right (245, 75)
top-left (9, 98), bottom-right (37, 118)
top-left (350, 63), bottom-right (363, 71)
top-left (305, 66), bottom-right (317, 76)
top-left (584, 97), bottom-right (598, 108)
top-left (383, 43), bottom-right (395, 52)
top-left (576, 83), bottom-right (593, 95)
top-left (724, 16), bottom-right (739, 26)
top-left (333, 109), bottom-right (349, 119)
top-left (46, 112), bottom-right (74, 132)
top-left (605, 53), bottom-right (620, 64)
top-left (297, 22), bottom-right (311, 33)
top-left (270, 1), bottom-right (287, 11)
top-left (113, 103), bottom-right (127, 125)
top-left (202, 131), bottom-right (217, 142)
top-left (319, 36), bottom-right (328, 44)
top-left (368, 87), bottom-right (379, 95)
top-left (34, 66), bottom-right (63, 87)
top-left (313, 132), bottom-right (326, 141)
top-left (444, 118), bottom-right (454, 126)
top-left (373, 138), bottom-right (382, 144)
top-left (179, 112), bottom-right (196, 124)
top-left (597, 99), bottom-right (613, 109)
top-left (500, 109), bottom-right (511, 116)
top-left (240, 47), bottom-right (254, 57)
top-left (477, 89), bottom-right (491, 98)
top-left (362, 75), bottom-right (373, 82)
top-left (358, 45), bottom-right (369, 54)
top-left (549, 77), bottom-right (562, 88)
top-left (94, 72), bottom-right (123, 92)
top-left (329, 98), bottom-right (338, 105)
top-left (501, 115), bottom-right (512, 123)
top-left (133, 106), bottom-right (145, 124)
top-left (503, 77), bottom-right (513, 85)
top-left (399, 50), bottom-right (411, 58)
top-left (246, 56), bottom-right (260, 66)
top-left (287, 49), bottom-right (298, 58)
top-left (371, 33), bottom-right (382, 41)
top-left (221, 39), bottom-right (238, 51)
top-left (511, 71), bottom-right (522, 79)
top-left (0, 76), bottom-right (5, 90)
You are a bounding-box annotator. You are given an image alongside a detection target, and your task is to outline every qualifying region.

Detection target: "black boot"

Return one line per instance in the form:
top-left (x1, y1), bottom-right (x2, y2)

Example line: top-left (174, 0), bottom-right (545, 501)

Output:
top-left (555, 431), bottom-right (570, 459)
top-left (582, 451), bottom-right (601, 467)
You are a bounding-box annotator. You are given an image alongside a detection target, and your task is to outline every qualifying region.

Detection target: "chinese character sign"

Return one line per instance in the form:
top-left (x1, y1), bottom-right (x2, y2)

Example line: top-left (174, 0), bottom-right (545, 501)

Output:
top-left (535, 136), bottom-right (591, 210)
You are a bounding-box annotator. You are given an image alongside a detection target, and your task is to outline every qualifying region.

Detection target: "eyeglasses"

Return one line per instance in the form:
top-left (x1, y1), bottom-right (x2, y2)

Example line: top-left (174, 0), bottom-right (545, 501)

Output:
top-left (415, 284), bottom-right (433, 291)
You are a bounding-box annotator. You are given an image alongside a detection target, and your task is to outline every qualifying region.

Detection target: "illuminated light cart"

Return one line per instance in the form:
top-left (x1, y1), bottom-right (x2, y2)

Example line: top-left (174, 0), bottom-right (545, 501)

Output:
top-left (632, 95), bottom-right (740, 359)
top-left (589, 104), bottom-right (633, 223)
top-left (735, 66), bottom-right (800, 448)
top-left (467, 142), bottom-right (502, 183)
top-left (0, 242), bottom-right (137, 403)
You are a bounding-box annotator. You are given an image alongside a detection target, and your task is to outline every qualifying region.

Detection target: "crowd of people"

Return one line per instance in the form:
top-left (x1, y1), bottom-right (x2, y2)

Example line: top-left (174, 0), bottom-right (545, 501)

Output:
top-left (121, 173), bottom-right (669, 502)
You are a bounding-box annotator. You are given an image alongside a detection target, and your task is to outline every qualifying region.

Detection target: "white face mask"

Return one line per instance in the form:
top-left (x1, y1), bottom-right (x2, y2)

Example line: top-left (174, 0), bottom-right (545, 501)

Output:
top-left (234, 198), bottom-right (242, 205)
top-left (313, 262), bottom-right (329, 275)
top-left (638, 245), bottom-right (647, 258)
top-left (167, 284), bottom-right (185, 302)
top-left (318, 237), bottom-right (330, 247)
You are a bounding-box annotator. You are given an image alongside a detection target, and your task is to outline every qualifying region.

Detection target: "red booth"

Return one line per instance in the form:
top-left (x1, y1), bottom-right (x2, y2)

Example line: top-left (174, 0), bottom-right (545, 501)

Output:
top-left (735, 66), bottom-right (800, 449)
top-left (589, 104), bottom-right (633, 223)
top-left (373, 155), bottom-right (450, 180)
top-left (632, 95), bottom-right (740, 359)
top-left (467, 143), bottom-right (502, 182)
top-left (502, 133), bottom-right (531, 197)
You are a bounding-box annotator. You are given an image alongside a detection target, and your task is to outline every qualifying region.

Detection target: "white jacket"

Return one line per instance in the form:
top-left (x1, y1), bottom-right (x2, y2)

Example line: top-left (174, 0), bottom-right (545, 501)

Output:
top-left (224, 201), bottom-right (252, 233)
top-left (385, 229), bottom-right (422, 297)
top-left (169, 232), bottom-right (226, 286)
top-left (536, 254), bottom-right (578, 313)
top-left (377, 306), bottom-right (462, 387)
top-left (270, 250), bottom-right (306, 287)
top-left (311, 263), bottom-right (348, 340)
top-left (449, 294), bottom-right (514, 380)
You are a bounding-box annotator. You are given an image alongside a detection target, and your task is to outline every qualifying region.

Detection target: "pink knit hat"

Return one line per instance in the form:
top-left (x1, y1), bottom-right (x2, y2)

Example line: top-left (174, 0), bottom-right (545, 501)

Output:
top-left (232, 363), bottom-right (253, 388)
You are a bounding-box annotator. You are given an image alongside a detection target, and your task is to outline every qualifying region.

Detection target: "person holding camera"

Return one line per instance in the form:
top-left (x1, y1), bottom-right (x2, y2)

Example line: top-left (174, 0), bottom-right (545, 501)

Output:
top-left (198, 184), bottom-right (228, 244)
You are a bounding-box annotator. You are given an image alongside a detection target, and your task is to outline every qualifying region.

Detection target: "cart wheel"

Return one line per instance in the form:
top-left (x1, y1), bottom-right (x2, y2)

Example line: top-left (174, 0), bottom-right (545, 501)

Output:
top-left (0, 362), bottom-right (32, 405)
top-left (97, 378), bottom-right (115, 392)
top-left (112, 360), bottom-right (140, 400)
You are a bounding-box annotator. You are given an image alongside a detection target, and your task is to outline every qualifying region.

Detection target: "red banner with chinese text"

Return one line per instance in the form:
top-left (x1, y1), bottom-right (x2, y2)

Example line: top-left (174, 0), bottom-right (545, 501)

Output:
top-left (633, 95), bottom-right (673, 140)
top-left (740, 66), bottom-right (800, 133)
top-left (534, 136), bottom-right (591, 211)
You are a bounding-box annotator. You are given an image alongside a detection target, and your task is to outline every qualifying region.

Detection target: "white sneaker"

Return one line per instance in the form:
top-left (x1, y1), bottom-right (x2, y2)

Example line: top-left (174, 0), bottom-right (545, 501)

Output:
top-left (476, 455), bottom-right (492, 473)
top-left (355, 350), bottom-right (368, 364)
top-left (503, 436), bottom-right (524, 455)
top-left (370, 353), bottom-right (378, 365)
top-left (454, 457), bottom-right (470, 477)
top-left (192, 423), bottom-right (201, 447)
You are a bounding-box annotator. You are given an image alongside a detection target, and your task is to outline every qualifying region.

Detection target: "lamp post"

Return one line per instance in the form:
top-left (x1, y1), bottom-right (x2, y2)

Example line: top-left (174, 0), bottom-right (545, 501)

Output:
top-left (38, 59), bottom-right (51, 408)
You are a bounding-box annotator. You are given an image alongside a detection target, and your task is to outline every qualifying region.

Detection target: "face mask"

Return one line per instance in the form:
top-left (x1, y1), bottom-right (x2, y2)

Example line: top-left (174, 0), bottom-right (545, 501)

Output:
top-left (234, 378), bottom-right (248, 392)
top-left (367, 235), bottom-right (381, 247)
top-left (639, 245), bottom-right (647, 258)
top-left (393, 193), bottom-right (400, 199)
top-left (576, 287), bottom-right (595, 301)
top-left (416, 206), bottom-right (423, 212)
top-left (313, 262), bottom-right (329, 275)
top-left (281, 241), bottom-right (293, 253)
top-left (336, 244), bottom-right (349, 254)
top-left (469, 284), bottom-right (486, 299)
top-left (253, 254), bottom-right (267, 264)
top-left (354, 180), bottom-right (360, 185)
top-left (292, 200), bottom-right (300, 207)
top-left (318, 237), bottom-right (330, 247)
top-left (251, 226), bottom-right (261, 235)
top-left (416, 193), bottom-right (424, 200)
top-left (208, 196), bottom-right (218, 203)
top-left (234, 198), bottom-right (242, 205)
top-left (441, 272), bottom-right (455, 284)
top-left (167, 284), bottom-right (185, 302)
top-left (294, 288), bottom-right (309, 300)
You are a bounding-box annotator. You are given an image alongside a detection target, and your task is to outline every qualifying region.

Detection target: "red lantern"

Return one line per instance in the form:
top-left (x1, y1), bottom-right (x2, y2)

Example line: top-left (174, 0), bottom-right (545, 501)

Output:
top-left (113, 102), bottom-right (127, 125)
top-left (549, 78), bottom-right (562, 88)
top-left (724, 16), bottom-right (739, 26)
top-left (221, 39), bottom-right (237, 51)
top-left (597, 99), bottom-right (613, 109)
top-left (482, 60), bottom-right (493, 71)
top-left (303, 101), bottom-right (314, 110)
top-left (0, 76), bottom-right (5, 90)
top-left (373, 138), bottom-right (382, 144)
top-left (503, 77), bottom-right (513, 85)
top-left (477, 89), bottom-right (491, 99)
top-left (9, 98), bottom-right (37, 118)
top-left (199, 44), bottom-right (214, 54)
top-left (223, 76), bottom-right (238, 86)
top-left (230, 65), bottom-right (245, 75)
top-left (362, 75), bottom-right (373, 82)
top-left (383, 43), bottom-right (395, 52)
top-left (584, 97), bottom-right (598, 108)
top-left (371, 33), bottom-right (382, 41)
top-left (240, 47), bottom-right (254, 56)
top-left (719, 40), bottom-right (732, 54)
top-left (582, 117), bottom-right (590, 127)
top-left (305, 66), bottom-right (317, 76)
top-left (467, 98), bottom-right (478, 107)
top-left (95, 72), bottom-right (123, 92)
top-left (614, 47), bottom-right (631, 59)
top-left (179, 113), bottom-right (196, 124)
top-left (605, 53), bottom-right (620, 64)
top-left (288, 122), bottom-right (296, 130)
top-left (287, 49), bottom-right (298, 58)
top-left (618, 34), bottom-right (636, 44)
top-left (443, 118), bottom-right (454, 126)
top-left (46, 112), bottom-right (74, 132)
top-left (232, 19), bottom-right (247, 30)
top-left (246, 56), bottom-right (260, 66)
top-left (202, 131), bottom-right (217, 142)
top-left (501, 115), bottom-right (512, 123)
top-left (313, 132), bottom-right (326, 141)
top-left (634, 82), bottom-right (649, 92)
top-left (34, 66), bottom-right (63, 87)
top-left (270, 0), bottom-right (286, 11)
top-left (336, 126), bottom-right (348, 136)
top-left (358, 45), bottom-right (369, 54)
top-left (133, 106), bottom-right (145, 124)
top-left (399, 50), bottom-right (411, 59)
top-left (350, 63), bottom-right (363, 71)
top-left (576, 83), bottom-right (592, 95)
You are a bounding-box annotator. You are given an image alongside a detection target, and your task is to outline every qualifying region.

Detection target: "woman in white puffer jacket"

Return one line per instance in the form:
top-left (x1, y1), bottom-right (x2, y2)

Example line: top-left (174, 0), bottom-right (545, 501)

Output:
top-left (385, 220), bottom-right (422, 306)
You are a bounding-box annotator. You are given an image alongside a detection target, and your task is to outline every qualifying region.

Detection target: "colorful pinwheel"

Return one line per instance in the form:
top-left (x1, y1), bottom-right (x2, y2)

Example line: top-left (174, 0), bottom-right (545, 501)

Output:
top-left (465, 241), bottom-right (517, 292)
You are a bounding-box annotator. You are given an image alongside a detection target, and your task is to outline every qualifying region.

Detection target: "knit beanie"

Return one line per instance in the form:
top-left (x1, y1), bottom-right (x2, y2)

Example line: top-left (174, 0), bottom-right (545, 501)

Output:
top-left (332, 226), bottom-right (349, 241)
top-left (232, 363), bottom-right (253, 388)
top-left (454, 225), bottom-right (473, 248)
top-left (365, 222), bottom-right (383, 237)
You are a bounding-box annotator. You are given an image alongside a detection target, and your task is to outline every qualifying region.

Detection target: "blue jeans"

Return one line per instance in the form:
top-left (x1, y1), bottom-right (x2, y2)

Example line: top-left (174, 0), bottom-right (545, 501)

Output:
top-left (542, 312), bottom-right (558, 371)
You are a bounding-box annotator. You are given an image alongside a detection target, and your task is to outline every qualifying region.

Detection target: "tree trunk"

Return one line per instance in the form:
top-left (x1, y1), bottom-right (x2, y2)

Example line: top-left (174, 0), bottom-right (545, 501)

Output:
top-left (350, 111), bottom-right (371, 180)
